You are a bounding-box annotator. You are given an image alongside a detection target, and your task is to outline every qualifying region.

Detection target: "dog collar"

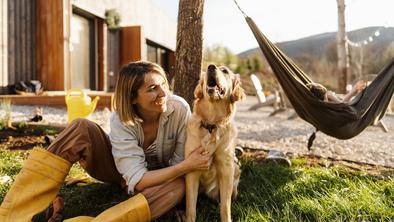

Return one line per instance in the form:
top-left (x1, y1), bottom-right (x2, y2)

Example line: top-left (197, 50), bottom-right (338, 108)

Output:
top-left (200, 121), bottom-right (217, 133)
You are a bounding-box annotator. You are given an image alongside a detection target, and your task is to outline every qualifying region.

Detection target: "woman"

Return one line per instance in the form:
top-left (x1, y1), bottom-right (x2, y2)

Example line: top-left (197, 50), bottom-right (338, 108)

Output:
top-left (0, 61), bottom-right (210, 222)
top-left (307, 80), bottom-right (366, 103)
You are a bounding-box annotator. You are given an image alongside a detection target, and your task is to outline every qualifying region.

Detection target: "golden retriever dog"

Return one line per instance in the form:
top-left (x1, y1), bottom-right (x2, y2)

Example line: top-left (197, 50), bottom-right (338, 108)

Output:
top-left (185, 64), bottom-right (245, 222)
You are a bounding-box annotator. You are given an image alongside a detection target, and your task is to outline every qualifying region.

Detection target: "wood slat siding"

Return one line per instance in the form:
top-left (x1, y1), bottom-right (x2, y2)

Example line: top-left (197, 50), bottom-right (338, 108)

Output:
top-left (120, 26), bottom-right (141, 67)
top-left (0, 0), bottom-right (7, 93)
top-left (25, 0), bottom-right (34, 81)
top-left (7, 0), bottom-right (14, 84)
top-left (36, 0), bottom-right (64, 90)
top-left (7, 0), bottom-right (36, 86)
top-left (97, 19), bottom-right (107, 91)
top-left (107, 29), bottom-right (120, 92)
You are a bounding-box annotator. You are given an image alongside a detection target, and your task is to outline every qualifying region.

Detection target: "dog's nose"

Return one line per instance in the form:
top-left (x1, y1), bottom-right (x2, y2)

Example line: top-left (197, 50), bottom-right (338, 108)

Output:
top-left (208, 64), bottom-right (216, 71)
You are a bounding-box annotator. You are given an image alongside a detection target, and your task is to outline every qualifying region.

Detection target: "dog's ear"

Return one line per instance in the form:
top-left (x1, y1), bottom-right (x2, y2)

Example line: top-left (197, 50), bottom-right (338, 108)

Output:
top-left (194, 73), bottom-right (204, 99)
top-left (230, 75), bottom-right (245, 103)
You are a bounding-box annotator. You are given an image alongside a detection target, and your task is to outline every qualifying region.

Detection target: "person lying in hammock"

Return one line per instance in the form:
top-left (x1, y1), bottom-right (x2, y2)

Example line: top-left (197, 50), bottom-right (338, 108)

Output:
top-left (307, 80), bottom-right (366, 103)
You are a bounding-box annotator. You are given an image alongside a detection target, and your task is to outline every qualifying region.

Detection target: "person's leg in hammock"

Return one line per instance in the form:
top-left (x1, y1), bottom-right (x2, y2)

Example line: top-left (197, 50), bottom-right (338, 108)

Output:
top-left (307, 80), bottom-right (366, 103)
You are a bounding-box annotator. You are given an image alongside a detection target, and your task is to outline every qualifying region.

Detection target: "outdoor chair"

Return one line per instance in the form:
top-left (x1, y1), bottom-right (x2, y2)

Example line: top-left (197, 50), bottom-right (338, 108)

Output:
top-left (248, 74), bottom-right (287, 116)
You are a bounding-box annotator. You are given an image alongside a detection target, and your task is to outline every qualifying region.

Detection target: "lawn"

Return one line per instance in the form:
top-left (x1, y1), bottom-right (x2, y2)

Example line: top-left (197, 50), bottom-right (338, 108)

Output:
top-left (0, 148), bottom-right (393, 222)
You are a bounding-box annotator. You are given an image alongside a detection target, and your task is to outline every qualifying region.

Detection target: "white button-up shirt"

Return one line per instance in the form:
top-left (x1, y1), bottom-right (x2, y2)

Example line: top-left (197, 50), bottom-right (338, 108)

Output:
top-left (109, 95), bottom-right (191, 194)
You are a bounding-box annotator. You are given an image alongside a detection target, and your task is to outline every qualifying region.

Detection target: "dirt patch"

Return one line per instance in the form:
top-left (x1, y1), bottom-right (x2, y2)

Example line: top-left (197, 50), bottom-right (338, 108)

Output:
top-left (1, 135), bottom-right (46, 150)
top-left (0, 123), bottom-right (63, 150)
top-left (239, 147), bottom-right (394, 177)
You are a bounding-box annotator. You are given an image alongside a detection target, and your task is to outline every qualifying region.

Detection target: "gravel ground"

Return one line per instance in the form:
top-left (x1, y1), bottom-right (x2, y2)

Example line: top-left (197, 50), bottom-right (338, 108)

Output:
top-left (3, 96), bottom-right (393, 168)
top-left (1, 105), bottom-right (112, 133)
top-left (236, 96), bottom-right (394, 168)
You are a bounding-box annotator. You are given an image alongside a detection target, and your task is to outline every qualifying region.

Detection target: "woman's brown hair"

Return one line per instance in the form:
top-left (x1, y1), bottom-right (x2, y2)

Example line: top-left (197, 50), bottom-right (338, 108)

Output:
top-left (113, 61), bottom-right (168, 125)
top-left (306, 82), bottom-right (328, 101)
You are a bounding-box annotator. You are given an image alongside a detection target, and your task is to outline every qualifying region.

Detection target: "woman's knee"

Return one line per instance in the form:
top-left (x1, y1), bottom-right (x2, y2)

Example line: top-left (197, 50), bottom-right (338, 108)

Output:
top-left (172, 177), bottom-right (185, 202)
top-left (69, 118), bottom-right (96, 130)
top-left (68, 118), bottom-right (104, 139)
top-left (142, 177), bottom-right (185, 204)
top-left (47, 118), bottom-right (102, 162)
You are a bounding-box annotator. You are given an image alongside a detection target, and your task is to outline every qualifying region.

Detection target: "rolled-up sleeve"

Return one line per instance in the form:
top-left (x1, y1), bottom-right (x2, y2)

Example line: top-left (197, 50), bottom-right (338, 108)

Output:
top-left (109, 114), bottom-right (147, 195)
top-left (168, 102), bottom-right (191, 166)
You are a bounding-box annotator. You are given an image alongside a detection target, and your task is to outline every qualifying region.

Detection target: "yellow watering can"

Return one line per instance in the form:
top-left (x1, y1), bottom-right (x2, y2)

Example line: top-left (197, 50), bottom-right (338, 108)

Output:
top-left (65, 89), bottom-right (100, 124)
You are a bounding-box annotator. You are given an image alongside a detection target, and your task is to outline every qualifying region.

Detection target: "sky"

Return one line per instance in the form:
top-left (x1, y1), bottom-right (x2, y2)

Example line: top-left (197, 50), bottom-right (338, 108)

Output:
top-left (151, 0), bottom-right (394, 54)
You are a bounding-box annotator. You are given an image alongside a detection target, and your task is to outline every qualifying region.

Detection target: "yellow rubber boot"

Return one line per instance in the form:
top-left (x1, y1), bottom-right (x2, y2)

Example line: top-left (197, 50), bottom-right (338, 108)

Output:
top-left (63, 216), bottom-right (94, 222)
top-left (64, 193), bottom-right (150, 222)
top-left (0, 148), bottom-right (71, 222)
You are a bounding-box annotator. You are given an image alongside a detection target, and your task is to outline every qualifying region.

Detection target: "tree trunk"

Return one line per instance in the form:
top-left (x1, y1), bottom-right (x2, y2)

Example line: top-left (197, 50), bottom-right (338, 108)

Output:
top-left (336, 0), bottom-right (349, 93)
top-left (174, 0), bottom-right (204, 107)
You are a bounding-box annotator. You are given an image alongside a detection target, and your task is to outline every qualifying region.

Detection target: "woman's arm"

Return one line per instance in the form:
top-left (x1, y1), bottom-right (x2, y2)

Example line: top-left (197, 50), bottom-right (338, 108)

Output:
top-left (135, 146), bottom-right (210, 191)
top-left (169, 100), bottom-right (191, 166)
top-left (109, 113), bottom-right (149, 194)
top-left (110, 117), bottom-right (209, 193)
top-left (326, 91), bottom-right (342, 103)
top-left (342, 80), bottom-right (366, 102)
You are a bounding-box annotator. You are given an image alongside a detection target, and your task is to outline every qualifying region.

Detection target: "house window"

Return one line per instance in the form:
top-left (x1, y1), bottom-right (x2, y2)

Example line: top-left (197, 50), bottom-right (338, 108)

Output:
top-left (70, 10), bottom-right (96, 90)
top-left (146, 41), bottom-right (170, 72)
top-left (147, 44), bottom-right (158, 63)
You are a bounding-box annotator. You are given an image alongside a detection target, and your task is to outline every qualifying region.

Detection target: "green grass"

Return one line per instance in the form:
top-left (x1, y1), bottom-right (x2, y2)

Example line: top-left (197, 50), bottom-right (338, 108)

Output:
top-left (0, 148), bottom-right (393, 222)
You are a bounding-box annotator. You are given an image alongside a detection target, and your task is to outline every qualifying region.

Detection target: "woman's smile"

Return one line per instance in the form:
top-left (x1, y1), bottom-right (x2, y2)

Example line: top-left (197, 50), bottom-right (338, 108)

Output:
top-left (134, 72), bottom-right (169, 121)
top-left (154, 99), bottom-right (166, 106)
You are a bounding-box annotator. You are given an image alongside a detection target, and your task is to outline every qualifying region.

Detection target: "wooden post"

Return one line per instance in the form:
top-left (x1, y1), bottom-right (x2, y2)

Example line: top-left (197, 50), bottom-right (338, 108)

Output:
top-left (173, 0), bottom-right (204, 107)
top-left (336, 0), bottom-right (349, 93)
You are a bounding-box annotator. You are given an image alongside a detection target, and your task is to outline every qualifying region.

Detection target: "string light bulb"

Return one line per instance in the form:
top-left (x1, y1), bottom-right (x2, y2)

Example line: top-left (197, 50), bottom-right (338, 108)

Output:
top-left (347, 26), bottom-right (389, 48)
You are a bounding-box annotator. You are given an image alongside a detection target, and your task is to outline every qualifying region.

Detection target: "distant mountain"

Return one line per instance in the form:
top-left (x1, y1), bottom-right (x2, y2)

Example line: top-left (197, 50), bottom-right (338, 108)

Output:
top-left (238, 26), bottom-right (394, 59)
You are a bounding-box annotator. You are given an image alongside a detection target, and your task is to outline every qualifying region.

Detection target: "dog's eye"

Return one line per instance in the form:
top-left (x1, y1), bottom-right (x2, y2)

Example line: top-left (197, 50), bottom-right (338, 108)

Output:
top-left (220, 68), bottom-right (229, 74)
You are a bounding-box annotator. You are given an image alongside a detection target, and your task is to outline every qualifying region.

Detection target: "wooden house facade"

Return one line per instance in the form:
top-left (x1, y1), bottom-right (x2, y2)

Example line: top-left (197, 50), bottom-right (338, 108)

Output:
top-left (0, 0), bottom-right (176, 93)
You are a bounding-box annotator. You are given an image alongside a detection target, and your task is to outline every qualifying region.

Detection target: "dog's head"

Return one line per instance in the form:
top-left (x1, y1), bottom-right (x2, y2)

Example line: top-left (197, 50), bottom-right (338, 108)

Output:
top-left (194, 64), bottom-right (245, 103)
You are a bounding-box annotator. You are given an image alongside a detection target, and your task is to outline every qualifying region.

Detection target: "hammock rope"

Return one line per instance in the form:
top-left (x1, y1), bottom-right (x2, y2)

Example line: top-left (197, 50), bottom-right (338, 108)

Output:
top-left (232, 0), bottom-right (247, 18)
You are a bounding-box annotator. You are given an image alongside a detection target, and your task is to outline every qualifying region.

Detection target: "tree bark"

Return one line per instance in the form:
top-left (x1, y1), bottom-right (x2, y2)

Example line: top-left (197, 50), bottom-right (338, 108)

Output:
top-left (336, 0), bottom-right (349, 93)
top-left (174, 0), bottom-right (204, 107)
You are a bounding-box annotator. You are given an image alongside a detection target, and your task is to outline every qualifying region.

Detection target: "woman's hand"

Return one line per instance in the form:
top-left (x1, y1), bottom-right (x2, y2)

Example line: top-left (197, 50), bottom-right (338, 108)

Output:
top-left (183, 146), bottom-right (212, 172)
top-left (354, 80), bottom-right (367, 93)
top-left (326, 91), bottom-right (341, 103)
top-left (135, 147), bottom-right (211, 191)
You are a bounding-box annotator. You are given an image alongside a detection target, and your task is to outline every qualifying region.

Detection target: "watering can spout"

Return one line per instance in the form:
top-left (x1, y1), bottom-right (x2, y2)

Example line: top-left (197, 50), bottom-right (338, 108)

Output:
top-left (85, 96), bottom-right (100, 116)
top-left (65, 89), bottom-right (100, 124)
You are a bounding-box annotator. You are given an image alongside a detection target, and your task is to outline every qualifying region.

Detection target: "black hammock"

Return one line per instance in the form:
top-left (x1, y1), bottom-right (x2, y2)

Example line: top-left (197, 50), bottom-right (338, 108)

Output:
top-left (245, 17), bottom-right (394, 140)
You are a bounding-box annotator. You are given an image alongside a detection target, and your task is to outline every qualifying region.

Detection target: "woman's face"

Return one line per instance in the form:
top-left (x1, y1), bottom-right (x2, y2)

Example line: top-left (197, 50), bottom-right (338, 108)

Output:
top-left (133, 72), bottom-right (169, 118)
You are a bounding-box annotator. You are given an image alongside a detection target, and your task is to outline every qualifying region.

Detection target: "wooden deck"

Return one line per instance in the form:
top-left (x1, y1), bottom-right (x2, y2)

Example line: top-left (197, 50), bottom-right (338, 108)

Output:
top-left (0, 91), bottom-right (113, 110)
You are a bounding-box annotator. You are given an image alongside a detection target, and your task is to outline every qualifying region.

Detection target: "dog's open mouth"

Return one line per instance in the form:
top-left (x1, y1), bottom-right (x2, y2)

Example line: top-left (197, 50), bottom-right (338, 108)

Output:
top-left (207, 75), bottom-right (225, 98)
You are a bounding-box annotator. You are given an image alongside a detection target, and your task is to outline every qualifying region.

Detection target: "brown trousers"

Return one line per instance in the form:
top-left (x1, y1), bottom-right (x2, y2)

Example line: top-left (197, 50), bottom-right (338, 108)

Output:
top-left (47, 118), bottom-right (184, 220)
